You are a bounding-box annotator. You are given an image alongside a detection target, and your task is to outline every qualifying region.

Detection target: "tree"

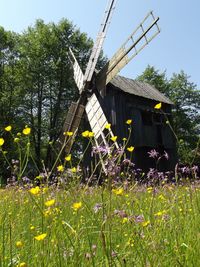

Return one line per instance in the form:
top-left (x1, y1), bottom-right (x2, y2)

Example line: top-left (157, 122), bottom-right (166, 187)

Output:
top-left (137, 66), bottom-right (200, 164)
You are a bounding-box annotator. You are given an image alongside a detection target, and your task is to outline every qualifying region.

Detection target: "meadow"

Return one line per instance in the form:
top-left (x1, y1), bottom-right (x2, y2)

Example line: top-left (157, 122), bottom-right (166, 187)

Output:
top-left (0, 124), bottom-right (200, 266)
top-left (0, 182), bottom-right (200, 267)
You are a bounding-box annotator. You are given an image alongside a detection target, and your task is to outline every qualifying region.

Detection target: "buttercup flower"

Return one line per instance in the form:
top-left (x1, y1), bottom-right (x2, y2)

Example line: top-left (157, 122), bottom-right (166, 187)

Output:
top-left (29, 186), bottom-right (40, 195)
top-left (65, 154), bottom-right (71, 161)
top-left (14, 137), bottom-right (20, 143)
top-left (72, 202), bottom-right (82, 211)
top-left (16, 241), bottom-right (23, 248)
top-left (23, 126), bottom-right (31, 135)
top-left (82, 130), bottom-right (90, 138)
top-left (5, 125), bottom-right (12, 131)
top-left (154, 102), bottom-right (162, 109)
top-left (57, 165), bottom-right (64, 172)
top-left (45, 199), bottom-right (56, 207)
top-left (127, 146), bottom-right (134, 152)
top-left (64, 131), bottom-right (73, 136)
top-left (0, 138), bottom-right (5, 146)
top-left (34, 233), bottom-right (47, 241)
top-left (112, 188), bottom-right (124, 196)
top-left (17, 262), bottom-right (27, 267)
top-left (105, 123), bottom-right (111, 129)
top-left (88, 131), bottom-right (94, 138)
top-left (126, 119), bottom-right (132, 125)
top-left (111, 136), bottom-right (117, 142)
top-left (71, 167), bottom-right (77, 173)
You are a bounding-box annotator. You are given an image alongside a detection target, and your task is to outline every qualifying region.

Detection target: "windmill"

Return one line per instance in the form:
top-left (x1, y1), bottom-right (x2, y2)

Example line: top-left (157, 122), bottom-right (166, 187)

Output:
top-left (59, 0), bottom-right (160, 171)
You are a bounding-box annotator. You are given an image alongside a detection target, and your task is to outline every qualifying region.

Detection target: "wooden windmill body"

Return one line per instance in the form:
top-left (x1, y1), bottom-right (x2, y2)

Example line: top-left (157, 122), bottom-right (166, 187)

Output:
top-left (59, 0), bottom-right (177, 172)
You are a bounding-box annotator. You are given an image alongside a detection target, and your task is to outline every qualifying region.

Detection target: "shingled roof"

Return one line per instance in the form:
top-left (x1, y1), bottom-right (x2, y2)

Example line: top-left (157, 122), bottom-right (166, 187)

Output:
top-left (110, 75), bottom-right (173, 105)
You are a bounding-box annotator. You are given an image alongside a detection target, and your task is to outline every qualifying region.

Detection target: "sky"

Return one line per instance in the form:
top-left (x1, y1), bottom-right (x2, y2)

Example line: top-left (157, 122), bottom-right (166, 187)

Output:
top-left (0, 0), bottom-right (199, 88)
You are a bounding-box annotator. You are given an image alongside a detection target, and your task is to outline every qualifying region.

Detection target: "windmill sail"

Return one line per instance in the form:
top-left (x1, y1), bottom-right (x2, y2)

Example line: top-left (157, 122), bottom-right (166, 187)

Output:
top-left (84, 0), bottom-right (117, 84)
top-left (96, 11), bottom-right (160, 92)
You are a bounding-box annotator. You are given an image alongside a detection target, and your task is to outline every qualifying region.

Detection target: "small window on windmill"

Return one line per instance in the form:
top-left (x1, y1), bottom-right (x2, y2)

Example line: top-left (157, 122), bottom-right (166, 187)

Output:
top-left (141, 111), bottom-right (152, 126)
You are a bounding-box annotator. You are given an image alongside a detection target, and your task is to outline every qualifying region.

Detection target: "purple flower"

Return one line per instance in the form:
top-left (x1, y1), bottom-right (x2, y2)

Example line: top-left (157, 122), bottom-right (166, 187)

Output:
top-left (148, 149), bottom-right (159, 159)
top-left (93, 203), bottom-right (102, 213)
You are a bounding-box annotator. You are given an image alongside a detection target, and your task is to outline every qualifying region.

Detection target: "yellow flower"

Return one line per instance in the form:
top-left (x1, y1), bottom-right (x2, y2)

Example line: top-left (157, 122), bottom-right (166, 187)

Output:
top-left (0, 138), bottom-right (5, 146)
top-left (16, 241), bottom-right (23, 248)
top-left (65, 154), bottom-right (71, 161)
top-left (154, 210), bottom-right (167, 216)
top-left (110, 136), bottom-right (117, 142)
top-left (72, 202), bottom-right (82, 211)
top-left (23, 127), bottom-right (31, 135)
top-left (17, 262), bottom-right (27, 267)
top-left (126, 119), bottom-right (132, 125)
top-left (57, 165), bottom-right (64, 172)
top-left (127, 146), bottom-right (134, 152)
top-left (34, 233), bottom-right (47, 241)
top-left (29, 186), bottom-right (40, 195)
top-left (30, 225), bottom-right (35, 230)
top-left (88, 131), bottom-right (94, 138)
top-left (64, 131), bottom-right (73, 136)
top-left (71, 167), bottom-right (77, 173)
top-left (123, 138), bottom-right (127, 141)
top-left (122, 217), bottom-right (128, 224)
top-left (142, 220), bottom-right (150, 227)
top-left (14, 137), bottom-right (20, 143)
top-left (82, 130), bottom-right (89, 138)
top-left (105, 123), bottom-right (111, 129)
top-left (112, 188), bottom-right (124, 196)
top-left (154, 102), bottom-right (162, 109)
top-left (5, 125), bottom-right (12, 131)
top-left (45, 199), bottom-right (56, 207)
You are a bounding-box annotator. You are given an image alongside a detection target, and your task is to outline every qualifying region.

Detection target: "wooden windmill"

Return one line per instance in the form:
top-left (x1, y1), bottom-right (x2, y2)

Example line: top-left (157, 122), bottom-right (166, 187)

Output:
top-left (60, 0), bottom-right (160, 171)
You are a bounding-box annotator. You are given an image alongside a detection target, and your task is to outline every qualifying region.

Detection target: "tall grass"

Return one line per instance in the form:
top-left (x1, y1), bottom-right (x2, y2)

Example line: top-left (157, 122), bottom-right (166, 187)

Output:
top-left (0, 183), bottom-right (200, 266)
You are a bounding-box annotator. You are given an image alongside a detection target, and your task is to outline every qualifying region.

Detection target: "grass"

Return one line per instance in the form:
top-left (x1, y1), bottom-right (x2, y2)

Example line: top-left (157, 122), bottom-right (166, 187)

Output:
top-left (0, 182), bottom-right (200, 266)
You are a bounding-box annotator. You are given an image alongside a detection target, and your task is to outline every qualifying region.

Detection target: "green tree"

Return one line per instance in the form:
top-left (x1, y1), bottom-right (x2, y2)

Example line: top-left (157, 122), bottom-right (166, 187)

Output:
top-left (138, 66), bottom-right (200, 164)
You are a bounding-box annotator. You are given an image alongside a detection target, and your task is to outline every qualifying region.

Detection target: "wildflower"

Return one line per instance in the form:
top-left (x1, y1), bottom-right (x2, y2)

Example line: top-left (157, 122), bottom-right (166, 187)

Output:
top-left (72, 202), bottom-right (82, 211)
top-left (93, 203), bottom-right (102, 213)
top-left (148, 149), bottom-right (159, 158)
top-left (65, 154), bottom-right (71, 161)
top-left (122, 137), bottom-right (127, 141)
top-left (112, 188), bottom-right (124, 196)
top-left (88, 131), bottom-right (94, 138)
top-left (82, 130), bottom-right (90, 137)
top-left (17, 263), bottom-right (27, 267)
top-left (57, 165), bottom-right (64, 172)
top-left (154, 102), bottom-right (162, 109)
top-left (29, 186), bottom-right (40, 195)
top-left (34, 233), bottom-right (47, 241)
top-left (105, 123), bottom-right (111, 129)
top-left (45, 199), bottom-right (56, 207)
top-left (127, 146), bottom-right (134, 152)
top-left (110, 136), bottom-right (117, 142)
top-left (142, 220), bottom-right (150, 227)
top-left (30, 225), bottom-right (35, 230)
top-left (126, 119), bottom-right (132, 125)
top-left (154, 210), bottom-right (167, 216)
top-left (16, 241), bottom-right (23, 248)
top-left (64, 131), bottom-right (73, 136)
top-left (71, 167), bottom-right (77, 173)
top-left (5, 125), bottom-right (12, 131)
top-left (0, 138), bottom-right (5, 146)
top-left (14, 137), bottom-right (20, 143)
top-left (122, 217), bottom-right (128, 224)
top-left (23, 126), bottom-right (31, 135)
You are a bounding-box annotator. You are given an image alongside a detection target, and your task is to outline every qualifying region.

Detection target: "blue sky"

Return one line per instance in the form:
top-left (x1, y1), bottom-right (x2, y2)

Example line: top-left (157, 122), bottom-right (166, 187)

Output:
top-left (0, 0), bottom-right (199, 88)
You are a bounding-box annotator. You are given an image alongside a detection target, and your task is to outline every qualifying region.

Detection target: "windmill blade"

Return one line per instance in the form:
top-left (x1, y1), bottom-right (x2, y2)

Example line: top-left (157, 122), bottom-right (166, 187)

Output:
top-left (86, 93), bottom-right (119, 172)
top-left (58, 100), bottom-right (85, 154)
top-left (96, 11), bottom-right (160, 91)
top-left (86, 93), bottom-right (119, 148)
top-left (84, 0), bottom-right (117, 84)
top-left (68, 48), bottom-right (84, 93)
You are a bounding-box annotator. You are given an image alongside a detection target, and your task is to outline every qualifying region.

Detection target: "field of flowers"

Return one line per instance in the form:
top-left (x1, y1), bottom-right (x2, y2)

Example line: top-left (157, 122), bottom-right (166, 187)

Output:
top-left (0, 182), bottom-right (200, 267)
top-left (0, 119), bottom-right (199, 266)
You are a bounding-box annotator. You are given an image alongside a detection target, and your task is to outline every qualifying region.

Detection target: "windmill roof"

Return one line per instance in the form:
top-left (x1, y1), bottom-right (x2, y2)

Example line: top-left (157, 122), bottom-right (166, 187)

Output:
top-left (110, 75), bottom-right (173, 105)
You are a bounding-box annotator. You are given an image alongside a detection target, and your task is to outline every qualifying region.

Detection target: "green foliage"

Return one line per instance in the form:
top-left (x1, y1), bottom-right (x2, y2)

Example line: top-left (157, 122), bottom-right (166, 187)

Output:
top-left (137, 66), bottom-right (200, 164)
